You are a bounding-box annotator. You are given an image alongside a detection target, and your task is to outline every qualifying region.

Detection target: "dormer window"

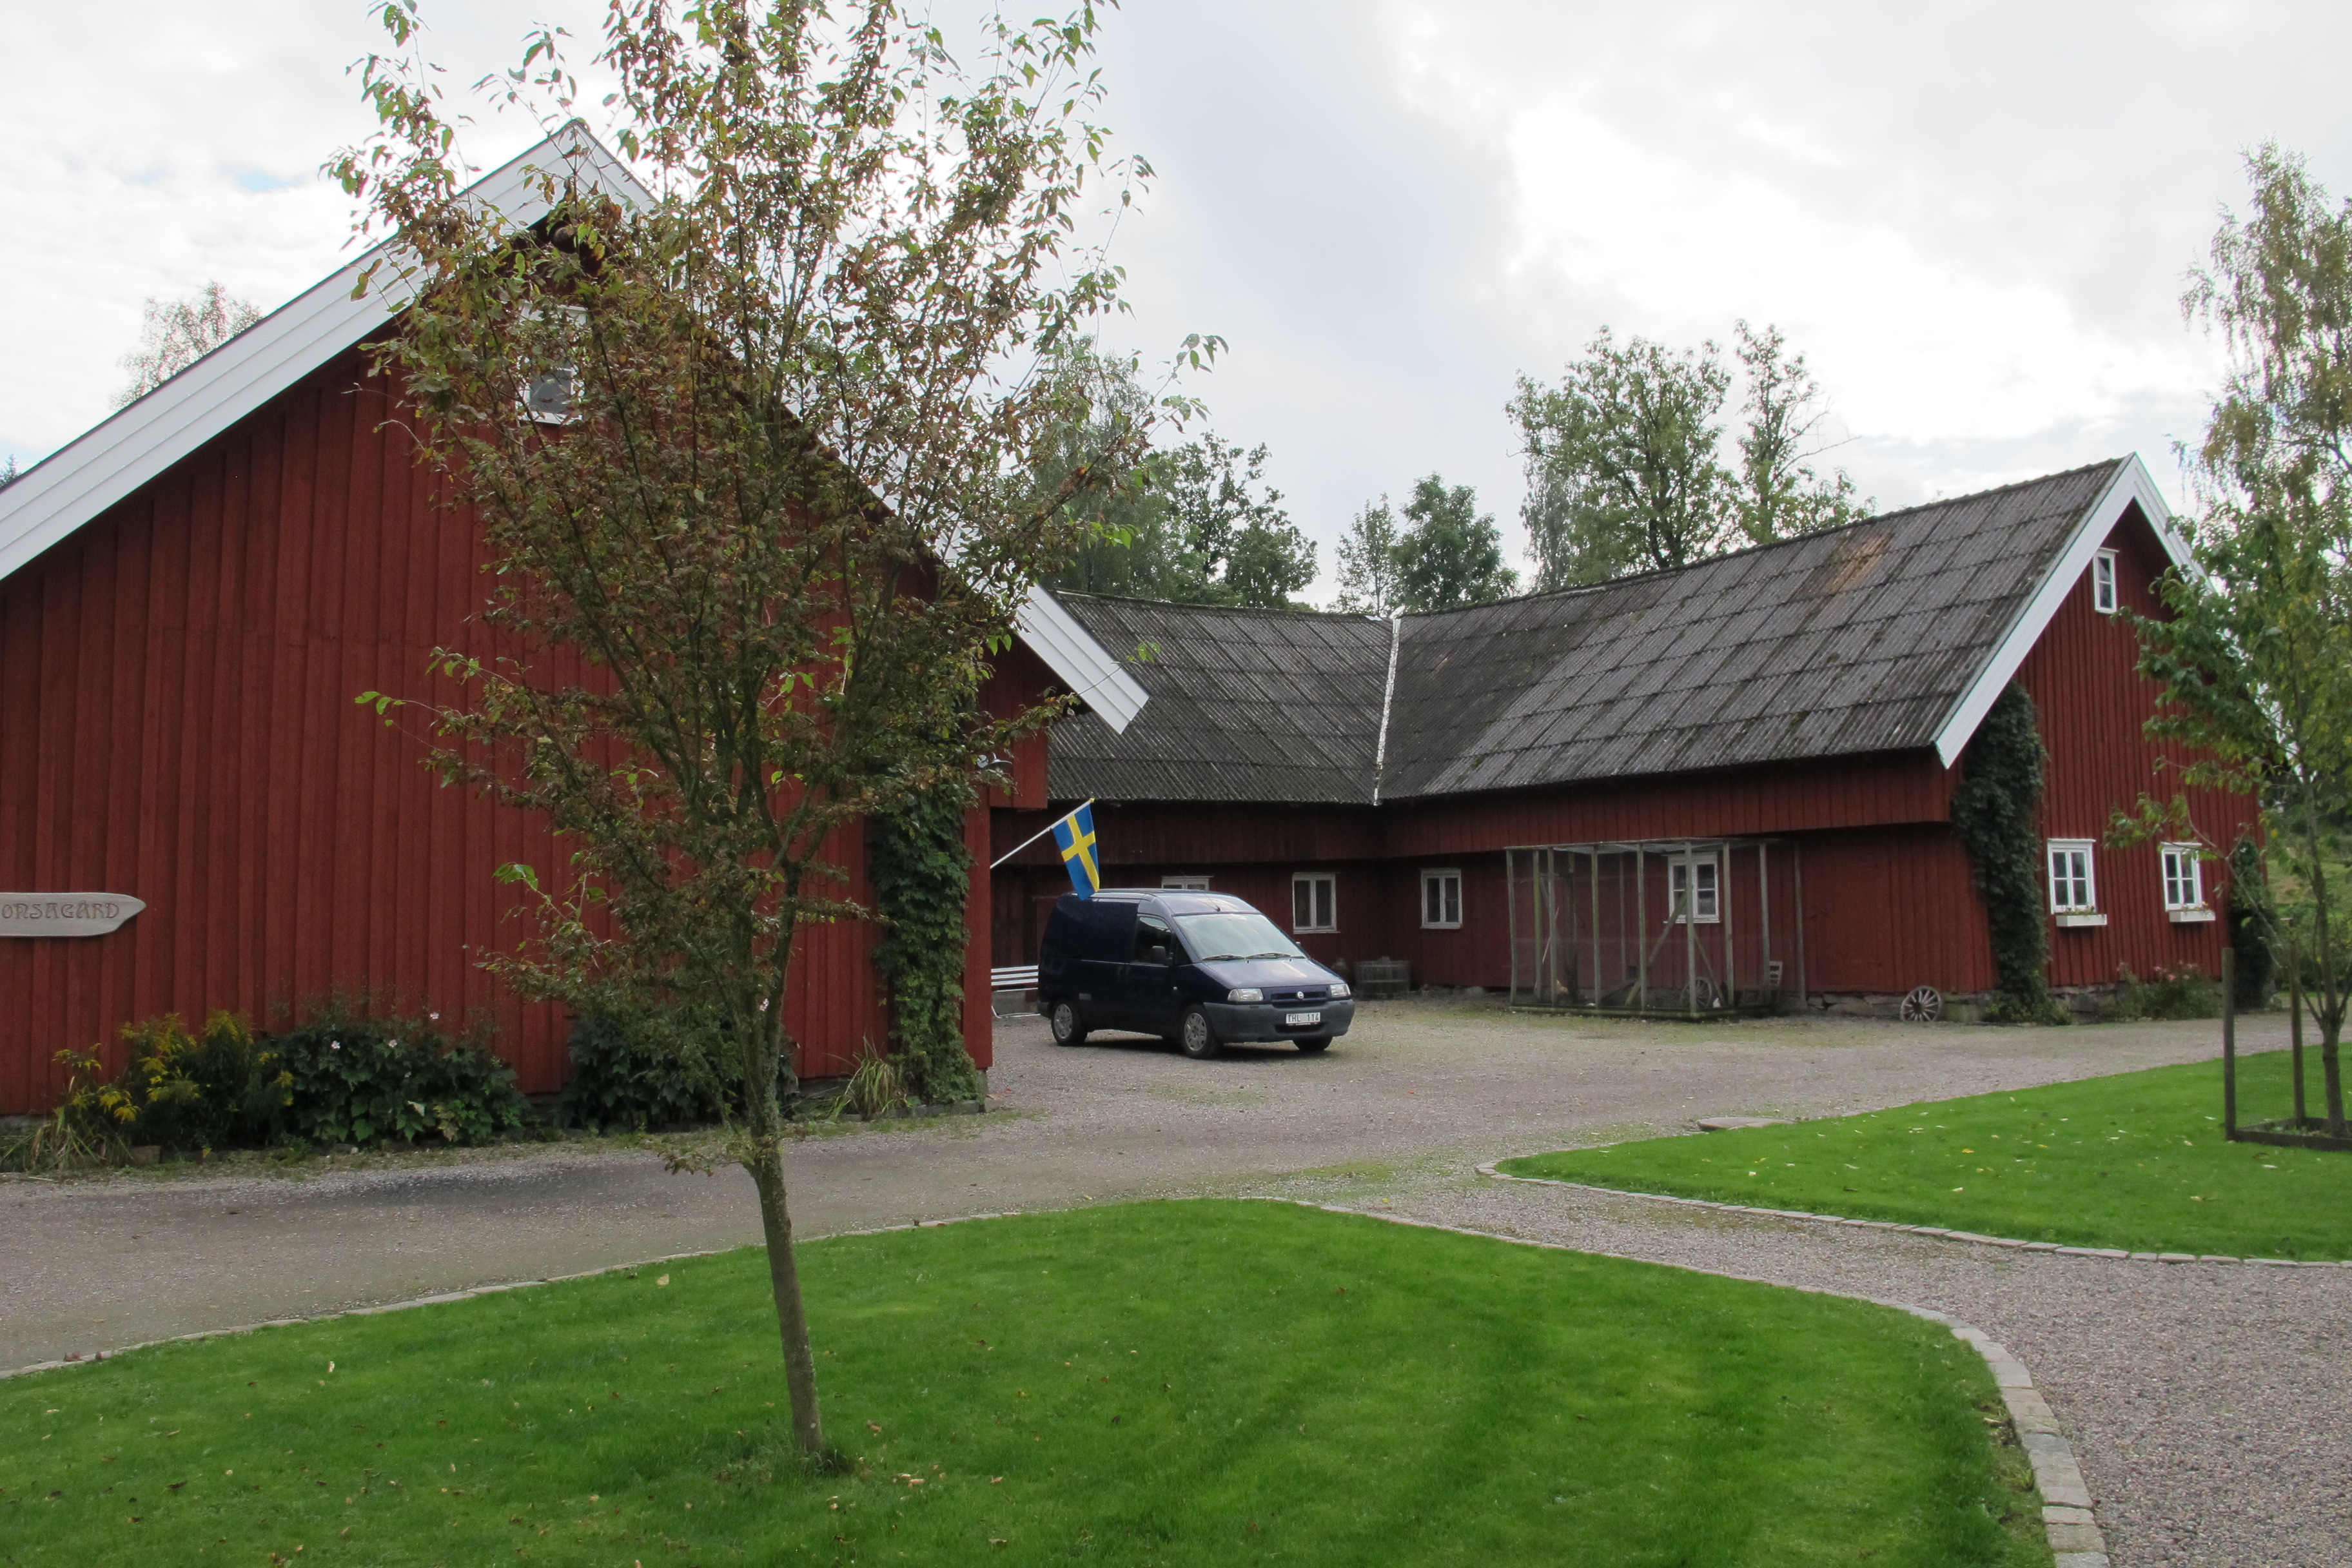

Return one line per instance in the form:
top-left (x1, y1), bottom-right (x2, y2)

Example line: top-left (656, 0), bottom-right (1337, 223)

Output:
top-left (2091, 549), bottom-right (2118, 614)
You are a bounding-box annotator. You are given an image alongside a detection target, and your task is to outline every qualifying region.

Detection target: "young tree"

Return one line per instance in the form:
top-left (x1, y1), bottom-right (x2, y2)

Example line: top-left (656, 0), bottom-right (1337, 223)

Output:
top-left (1333, 496), bottom-right (1402, 615)
top-left (1509, 324), bottom-right (1865, 589)
top-left (113, 282), bottom-right (263, 406)
top-left (1731, 321), bottom-right (1869, 545)
top-left (1394, 475), bottom-right (1516, 611)
top-left (2132, 144), bottom-right (2352, 1135)
top-left (1033, 356), bottom-right (1313, 609)
top-left (337, 0), bottom-right (1150, 1457)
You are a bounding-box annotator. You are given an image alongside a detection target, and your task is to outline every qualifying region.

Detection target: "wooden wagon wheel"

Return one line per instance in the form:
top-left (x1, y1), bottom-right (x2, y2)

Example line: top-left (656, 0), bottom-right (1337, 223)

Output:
top-left (1900, 985), bottom-right (1943, 1023)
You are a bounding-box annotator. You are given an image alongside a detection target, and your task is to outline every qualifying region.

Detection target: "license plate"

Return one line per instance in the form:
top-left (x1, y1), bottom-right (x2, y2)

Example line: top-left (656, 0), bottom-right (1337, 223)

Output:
top-left (1284, 1011), bottom-right (1322, 1027)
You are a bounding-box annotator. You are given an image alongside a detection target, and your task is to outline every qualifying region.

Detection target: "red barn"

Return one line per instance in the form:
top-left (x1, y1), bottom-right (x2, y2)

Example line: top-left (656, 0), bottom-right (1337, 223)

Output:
top-left (993, 459), bottom-right (2253, 1017)
top-left (0, 128), bottom-right (1142, 1113)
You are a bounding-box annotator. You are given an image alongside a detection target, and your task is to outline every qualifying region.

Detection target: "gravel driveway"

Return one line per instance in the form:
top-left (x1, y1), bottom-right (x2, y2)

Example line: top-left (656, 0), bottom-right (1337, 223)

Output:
top-left (2, 1000), bottom-right (2331, 1565)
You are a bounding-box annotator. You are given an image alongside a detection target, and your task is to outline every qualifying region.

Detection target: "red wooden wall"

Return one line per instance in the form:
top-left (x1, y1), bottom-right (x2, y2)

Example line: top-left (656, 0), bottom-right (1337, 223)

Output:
top-left (1, 344), bottom-right (1017, 1113)
top-left (2013, 505), bottom-right (2249, 988)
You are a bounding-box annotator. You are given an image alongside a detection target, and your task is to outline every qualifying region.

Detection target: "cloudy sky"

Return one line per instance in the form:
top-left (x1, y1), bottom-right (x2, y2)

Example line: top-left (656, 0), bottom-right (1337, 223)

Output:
top-left (5, 1), bottom-right (2349, 602)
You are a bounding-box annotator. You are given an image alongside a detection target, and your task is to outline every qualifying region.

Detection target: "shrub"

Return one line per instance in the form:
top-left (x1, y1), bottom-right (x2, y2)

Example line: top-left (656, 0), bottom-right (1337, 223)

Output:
top-left (39, 1012), bottom-right (289, 1158)
top-left (273, 1003), bottom-right (527, 1146)
top-left (557, 1009), bottom-right (737, 1132)
top-left (2110, 963), bottom-right (2222, 1021)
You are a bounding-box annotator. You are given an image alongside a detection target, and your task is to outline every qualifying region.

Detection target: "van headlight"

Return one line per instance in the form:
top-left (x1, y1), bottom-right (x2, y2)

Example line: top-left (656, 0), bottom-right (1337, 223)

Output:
top-left (1226, 987), bottom-right (1264, 1003)
top-left (1328, 981), bottom-right (1351, 999)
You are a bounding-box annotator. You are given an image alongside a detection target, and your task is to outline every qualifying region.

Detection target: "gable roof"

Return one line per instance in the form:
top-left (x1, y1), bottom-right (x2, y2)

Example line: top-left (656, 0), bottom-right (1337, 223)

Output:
top-left (1046, 455), bottom-right (2190, 804)
top-left (0, 124), bottom-right (1144, 734)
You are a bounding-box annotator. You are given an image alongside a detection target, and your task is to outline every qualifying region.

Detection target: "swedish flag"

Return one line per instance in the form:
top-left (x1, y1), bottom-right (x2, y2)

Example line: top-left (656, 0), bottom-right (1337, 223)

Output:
top-left (1052, 803), bottom-right (1102, 899)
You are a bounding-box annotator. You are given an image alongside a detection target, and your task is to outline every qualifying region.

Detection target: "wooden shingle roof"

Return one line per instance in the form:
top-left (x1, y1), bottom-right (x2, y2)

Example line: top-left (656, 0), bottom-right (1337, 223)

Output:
top-left (1046, 457), bottom-right (2190, 805)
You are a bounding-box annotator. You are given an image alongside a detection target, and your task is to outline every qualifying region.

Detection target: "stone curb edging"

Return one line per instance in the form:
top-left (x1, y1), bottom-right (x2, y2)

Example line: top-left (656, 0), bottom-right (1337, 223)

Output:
top-left (0, 1211), bottom-right (1026, 1384)
top-left (2, 1195), bottom-right (2106, 1562)
top-left (1477, 1161), bottom-right (2352, 1270)
top-left (1290, 1194), bottom-right (2112, 1568)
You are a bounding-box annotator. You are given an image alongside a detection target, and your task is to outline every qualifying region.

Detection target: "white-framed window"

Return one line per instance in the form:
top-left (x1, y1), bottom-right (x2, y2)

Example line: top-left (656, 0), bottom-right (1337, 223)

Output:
top-left (2091, 549), bottom-right (2119, 614)
top-left (2161, 844), bottom-right (2205, 911)
top-left (2048, 840), bottom-right (2097, 913)
top-left (520, 304), bottom-right (587, 425)
top-left (1161, 875), bottom-right (1210, 892)
top-left (1420, 868), bottom-right (1462, 929)
top-left (1291, 872), bottom-right (1337, 933)
top-left (1669, 853), bottom-right (1720, 923)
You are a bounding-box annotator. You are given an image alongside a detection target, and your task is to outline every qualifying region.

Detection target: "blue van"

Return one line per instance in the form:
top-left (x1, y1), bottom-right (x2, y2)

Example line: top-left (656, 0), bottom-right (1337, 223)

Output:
top-left (1037, 889), bottom-right (1355, 1059)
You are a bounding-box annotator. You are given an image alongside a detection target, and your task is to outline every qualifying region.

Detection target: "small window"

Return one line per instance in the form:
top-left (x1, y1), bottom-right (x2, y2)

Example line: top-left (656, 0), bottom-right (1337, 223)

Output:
top-left (1291, 872), bottom-right (1337, 933)
top-left (1421, 869), bottom-right (1462, 929)
top-left (2048, 840), bottom-right (2097, 913)
top-left (1669, 854), bottom-right (1720, 923)
top-left (2091, 549), bottom-right (2119, 614)
top-left (1161, 875), bottom-right (1210, 891)
top-left (2161, 844), bottom-right (2205, 911)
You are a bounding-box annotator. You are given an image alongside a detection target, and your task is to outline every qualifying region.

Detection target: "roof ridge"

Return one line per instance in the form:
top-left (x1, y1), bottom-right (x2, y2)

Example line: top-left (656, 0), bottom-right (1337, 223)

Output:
top-left (1393, 456), bottom-right (2132, 624)
top-left (1052, 589), bottom-right (1382, 623)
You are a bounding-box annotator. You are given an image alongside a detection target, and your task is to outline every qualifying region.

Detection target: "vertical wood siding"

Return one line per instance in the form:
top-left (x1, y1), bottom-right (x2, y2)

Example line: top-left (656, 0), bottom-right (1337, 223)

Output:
top-left (0, 345), bottom-right (977, 1112)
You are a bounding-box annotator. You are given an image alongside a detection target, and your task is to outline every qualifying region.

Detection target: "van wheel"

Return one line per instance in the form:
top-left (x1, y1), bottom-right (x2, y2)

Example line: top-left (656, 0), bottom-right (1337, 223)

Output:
top-left (1295, 1035), bottom-right (1332, 1053)
top-left (1050, 1000), bottom-right (1088, 1047)
top-left (1178, 1007), bottom-right (1221, 1060)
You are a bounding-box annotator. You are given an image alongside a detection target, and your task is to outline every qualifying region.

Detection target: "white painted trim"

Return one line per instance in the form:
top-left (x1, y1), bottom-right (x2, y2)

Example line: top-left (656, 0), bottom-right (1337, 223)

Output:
top-left (1418, 867), bottom-right (1462, 929)
top-left (0, 124), bottom-right (652, 588)
top-left (1930, 455), bottom-right (2193, 766)
top-left (1015, 585), bottom-right (1148, 734)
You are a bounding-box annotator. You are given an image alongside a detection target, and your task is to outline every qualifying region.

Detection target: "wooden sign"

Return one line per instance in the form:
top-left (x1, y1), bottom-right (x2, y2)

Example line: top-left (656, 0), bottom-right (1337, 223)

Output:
top-left (0, 894), bottom-right (146, 937)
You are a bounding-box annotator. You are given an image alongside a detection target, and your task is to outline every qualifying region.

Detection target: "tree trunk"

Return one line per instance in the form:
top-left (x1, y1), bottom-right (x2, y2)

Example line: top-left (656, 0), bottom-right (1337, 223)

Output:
top-left (745, 1136), bottom-right (825, 1454)
top-left (737, 985), bottom-right (824, 1456)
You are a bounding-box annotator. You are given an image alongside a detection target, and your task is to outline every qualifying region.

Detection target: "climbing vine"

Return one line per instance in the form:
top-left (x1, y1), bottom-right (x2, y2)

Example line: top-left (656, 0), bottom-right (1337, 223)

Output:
top-left (1951, 683), bottom-right (2063, 1023)
top-left (869, 785), bottom-right (984, 1103)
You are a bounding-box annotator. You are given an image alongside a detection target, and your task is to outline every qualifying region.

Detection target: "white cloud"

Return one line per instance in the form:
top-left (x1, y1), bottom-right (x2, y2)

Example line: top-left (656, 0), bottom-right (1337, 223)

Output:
top-left (8, 0), bottom-right (2351, 587)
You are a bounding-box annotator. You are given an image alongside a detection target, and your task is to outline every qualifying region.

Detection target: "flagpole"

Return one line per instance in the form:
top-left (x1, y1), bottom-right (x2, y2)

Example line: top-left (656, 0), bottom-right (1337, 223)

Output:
top-left (987, 798), bottom-right (1097, 871)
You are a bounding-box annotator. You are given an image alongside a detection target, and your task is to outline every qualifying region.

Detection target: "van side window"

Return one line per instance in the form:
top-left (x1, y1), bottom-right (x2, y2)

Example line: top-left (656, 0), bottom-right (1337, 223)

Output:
top-left (1133, 914), bottom-right (1177, 963)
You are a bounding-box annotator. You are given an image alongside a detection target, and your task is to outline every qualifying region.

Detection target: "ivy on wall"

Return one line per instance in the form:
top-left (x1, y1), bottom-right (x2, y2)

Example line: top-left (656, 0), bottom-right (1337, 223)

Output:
top-left (868, 786), bottom-right (984, 1103)
top-left (1950, 683), bottom-right (2064, 1023)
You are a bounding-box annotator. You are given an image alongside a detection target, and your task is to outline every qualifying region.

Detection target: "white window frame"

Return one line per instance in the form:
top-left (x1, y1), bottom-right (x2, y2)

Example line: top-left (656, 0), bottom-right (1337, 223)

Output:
top-left (1420, 868), bottom-right (1463, 929)
top-left (1667, 852), bottom-right (1720, 924)
top-left (2048, 839), bottom-right (2098, 914)
top-left (2091, 548), bottom-right (2119, 614)
top-left (2161, 843), bottom-right (2207, 912)
top-left (1161, 875), bottom-right (1210, 892)
top-left (1291, 872), bottom-right (1337, 934)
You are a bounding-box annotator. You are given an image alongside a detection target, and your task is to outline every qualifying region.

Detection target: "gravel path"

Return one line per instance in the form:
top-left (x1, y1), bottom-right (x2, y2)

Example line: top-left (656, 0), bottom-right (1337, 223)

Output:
top-left (3, 1001), bottom-right (2333, 1565)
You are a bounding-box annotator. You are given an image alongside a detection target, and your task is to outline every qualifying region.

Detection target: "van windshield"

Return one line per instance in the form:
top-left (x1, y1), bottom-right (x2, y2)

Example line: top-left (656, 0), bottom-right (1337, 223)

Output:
top-left (1173, 910), bottom-right (1305, 963)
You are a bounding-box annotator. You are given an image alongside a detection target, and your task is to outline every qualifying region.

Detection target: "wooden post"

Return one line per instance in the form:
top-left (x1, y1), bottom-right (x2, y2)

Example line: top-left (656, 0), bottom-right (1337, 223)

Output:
top-left (1684, 851), bottom-right (1700, 1018)
top-left (2223, 946), bottom-right (2238, 1139)
top-left (2292, 948), bottom-right (2308, 1127)
top-left (1792, 841), bottom-right (1808, 1013)
top-left (1758, 841), bottom-right (1772, 1008)
top-left (1590, 848), bottom-right (1602, 1011)
top-left (1722, 845), bottom-right (1736, 1008)
top-left (1635, 846), bottom-right (1648, 1015)
top-left (1506, 847), bottom-right (1521, 1005)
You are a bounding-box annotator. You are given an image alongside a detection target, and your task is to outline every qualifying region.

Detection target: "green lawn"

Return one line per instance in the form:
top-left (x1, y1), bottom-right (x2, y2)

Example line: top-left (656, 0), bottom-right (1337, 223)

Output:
top-left (0, 1200), bottom-right (2046, 1567)
top-left (1499, 1048), bottom-right (2350, 1259)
